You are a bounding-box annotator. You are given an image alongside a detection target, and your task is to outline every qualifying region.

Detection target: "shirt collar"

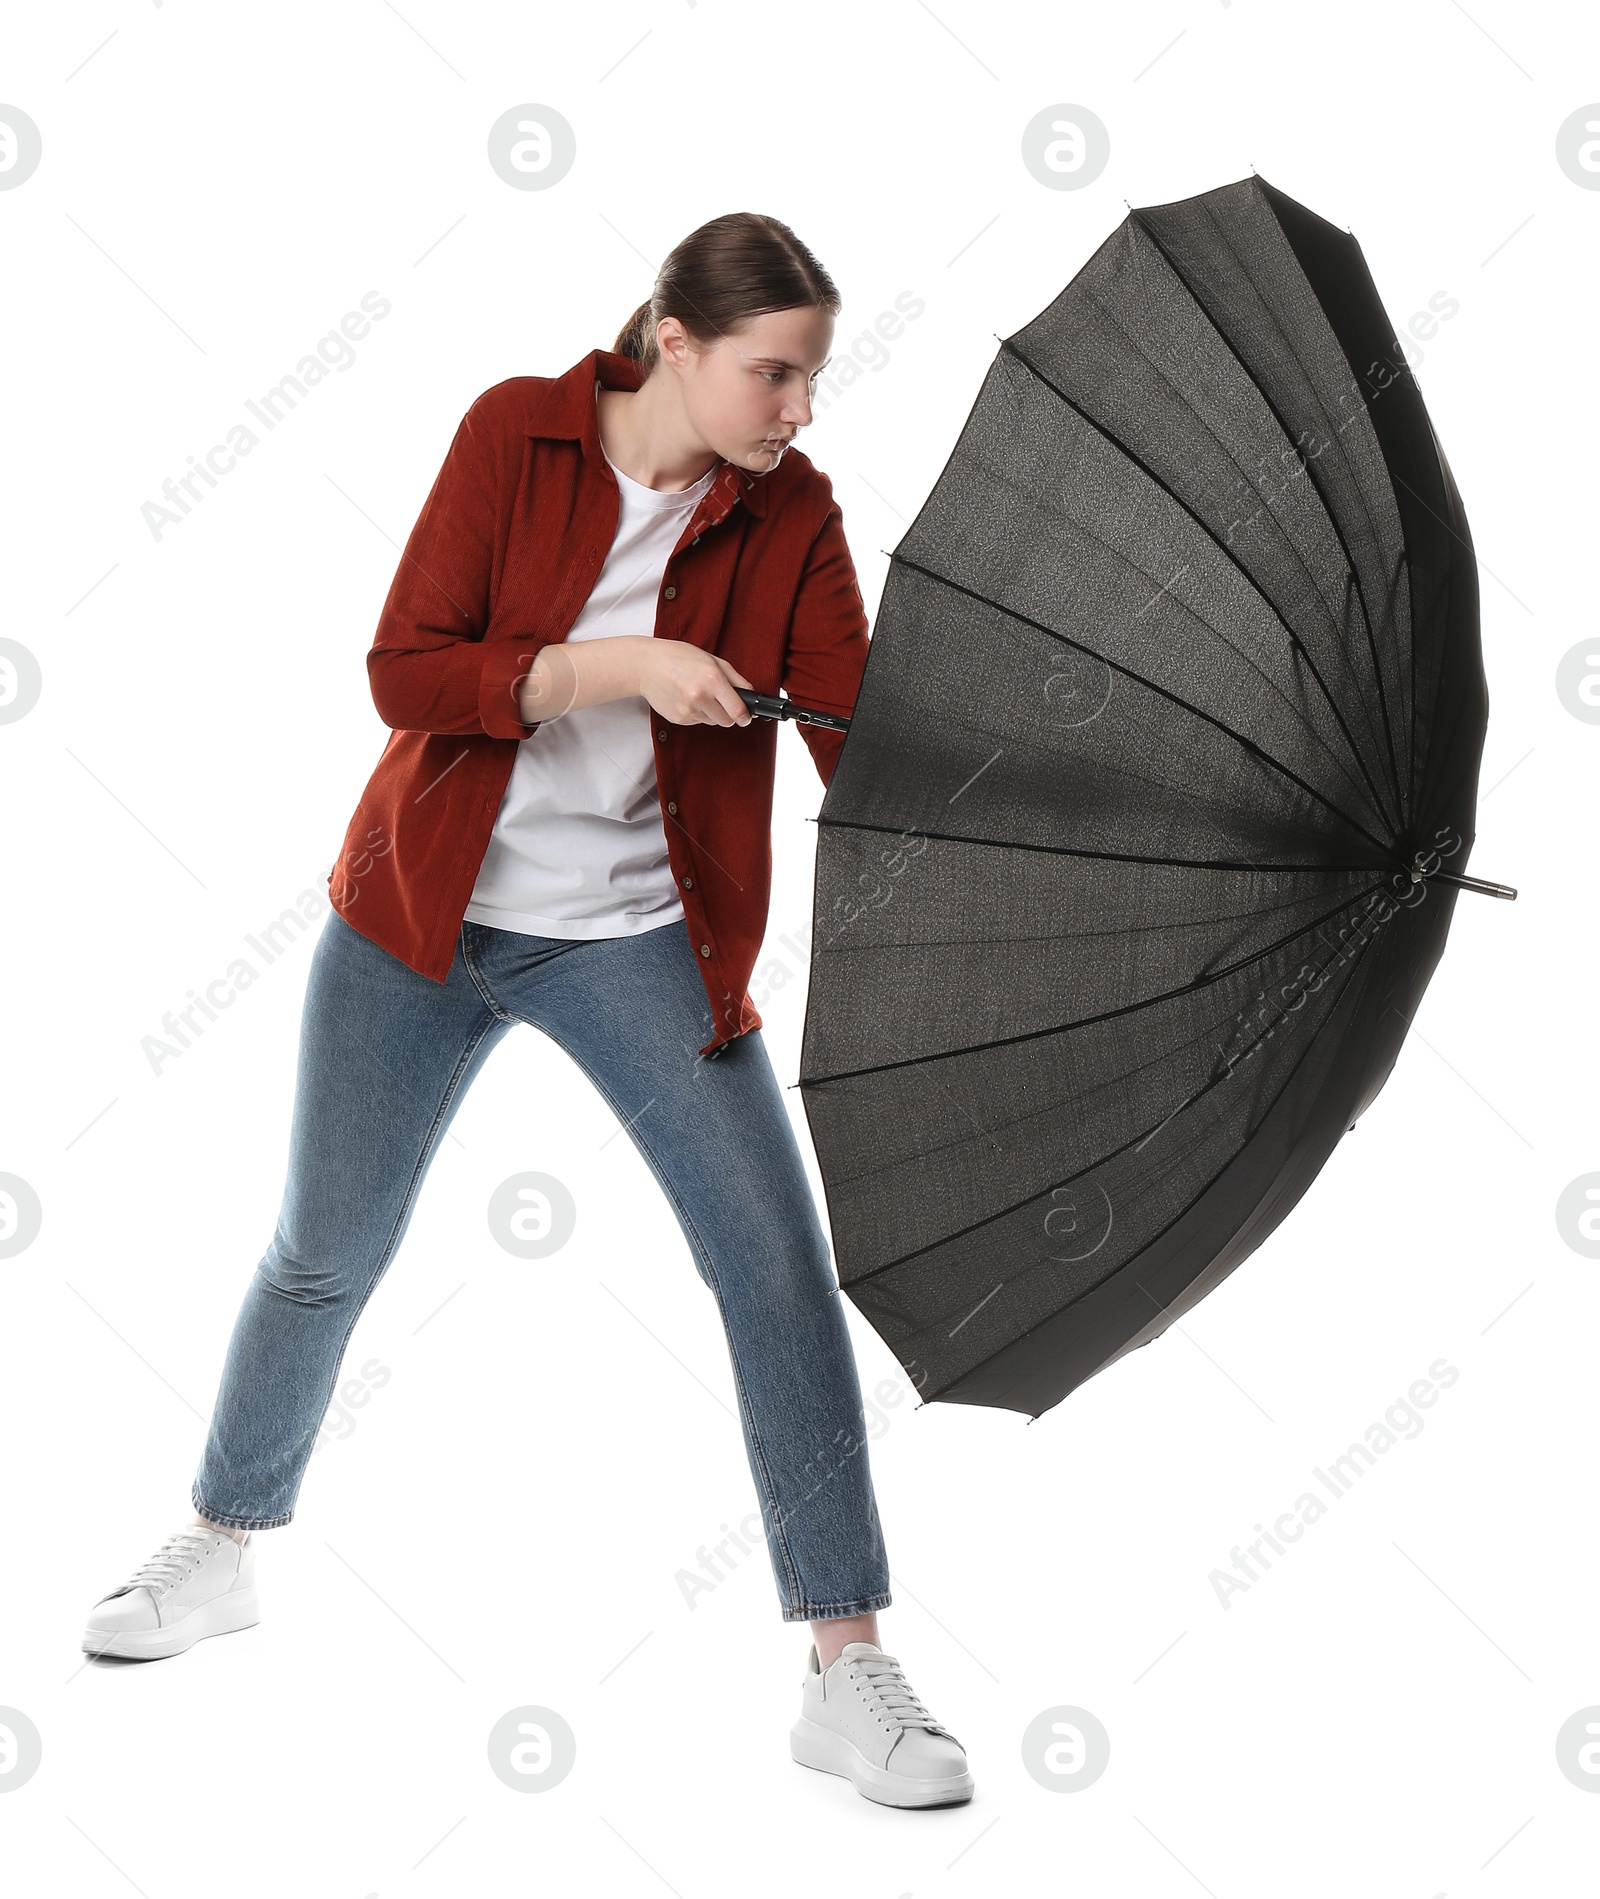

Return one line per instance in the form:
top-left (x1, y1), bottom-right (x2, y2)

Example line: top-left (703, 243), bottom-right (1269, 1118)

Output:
top-left (528, 346), bottom-right (769, 520)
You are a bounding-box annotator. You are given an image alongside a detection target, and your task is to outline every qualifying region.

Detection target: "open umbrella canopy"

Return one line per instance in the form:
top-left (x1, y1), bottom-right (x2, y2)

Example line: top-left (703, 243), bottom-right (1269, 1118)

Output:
top-left (796, 173), bottom-right (1514, 1421)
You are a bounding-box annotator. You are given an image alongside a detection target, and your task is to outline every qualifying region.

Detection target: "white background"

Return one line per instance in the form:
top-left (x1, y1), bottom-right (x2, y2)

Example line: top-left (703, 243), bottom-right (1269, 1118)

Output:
top-left (0, 2), bottom-right (1591, 1893)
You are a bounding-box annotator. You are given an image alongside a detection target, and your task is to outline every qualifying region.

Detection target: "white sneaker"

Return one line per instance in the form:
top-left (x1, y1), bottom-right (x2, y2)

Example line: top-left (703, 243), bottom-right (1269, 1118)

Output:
top-left (790, 1640), bottom-right (974, 1807)
top-left (82, 1524), bottom-right (260, 1660)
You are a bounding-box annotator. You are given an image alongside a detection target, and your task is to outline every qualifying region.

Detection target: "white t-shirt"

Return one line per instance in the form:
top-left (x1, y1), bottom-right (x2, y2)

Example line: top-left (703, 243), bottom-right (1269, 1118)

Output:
top-left (461, 432), bottom-right (719, 939)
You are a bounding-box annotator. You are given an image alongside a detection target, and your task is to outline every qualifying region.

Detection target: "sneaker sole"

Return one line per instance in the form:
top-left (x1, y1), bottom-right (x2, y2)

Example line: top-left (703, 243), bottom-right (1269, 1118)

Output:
top-left (790, 1715), bottom-right (975, 1808)
top-left (81, 1587), bottom-right (261, 1661)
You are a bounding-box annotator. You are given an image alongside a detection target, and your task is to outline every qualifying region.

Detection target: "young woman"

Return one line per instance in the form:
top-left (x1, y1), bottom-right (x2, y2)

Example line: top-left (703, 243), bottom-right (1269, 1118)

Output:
top-left (82, 213), bottom-right (974, 1809)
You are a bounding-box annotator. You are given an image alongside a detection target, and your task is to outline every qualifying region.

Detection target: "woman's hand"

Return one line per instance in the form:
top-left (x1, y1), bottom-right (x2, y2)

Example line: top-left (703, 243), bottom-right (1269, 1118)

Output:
top-left (516, 635), bottom-right (755, 728)
top-left (638, 639), bottom-right (755, 728)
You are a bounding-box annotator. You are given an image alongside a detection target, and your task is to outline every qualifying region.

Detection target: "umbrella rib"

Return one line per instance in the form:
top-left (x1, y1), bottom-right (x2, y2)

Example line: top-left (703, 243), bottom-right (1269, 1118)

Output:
top-left (895, 552), bottom-right (1397, 859)
top-left (999, 334), bottom-right (1402, 836)
top-left (816, 882), bottom-right (1374, 956)
top-left (816, 813), bottom-right (1393, 878)
top-left (805, 874), bottom-right (1394, 1090)
top-left (1131, 207), bottom-right (1409, 826)
top-left (831, 879), bottom-right (1391, 1292)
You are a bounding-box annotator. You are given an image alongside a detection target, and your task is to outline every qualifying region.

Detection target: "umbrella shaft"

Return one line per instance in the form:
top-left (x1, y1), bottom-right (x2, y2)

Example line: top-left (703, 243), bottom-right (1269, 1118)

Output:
top-left (1431, 870), bottom-right (1517, 899)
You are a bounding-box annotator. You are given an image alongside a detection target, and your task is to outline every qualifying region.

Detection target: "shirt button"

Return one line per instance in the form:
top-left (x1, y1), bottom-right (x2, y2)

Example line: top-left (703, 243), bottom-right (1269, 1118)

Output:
top-left (682, 875), bottom-right (693, 889)
top-left (663, 585), bottom-right (677, 600)
top-left (666, 801), bottom-right (677, 815)
top-left (699, 943), bottom-right (711, 957)
top-left (657, 727), bottom-right (668, 739)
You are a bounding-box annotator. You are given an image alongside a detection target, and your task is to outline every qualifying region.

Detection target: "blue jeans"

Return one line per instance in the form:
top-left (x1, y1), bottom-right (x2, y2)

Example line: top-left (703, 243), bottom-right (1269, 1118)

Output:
top-left (192, 904), bottom-right (892, 1624)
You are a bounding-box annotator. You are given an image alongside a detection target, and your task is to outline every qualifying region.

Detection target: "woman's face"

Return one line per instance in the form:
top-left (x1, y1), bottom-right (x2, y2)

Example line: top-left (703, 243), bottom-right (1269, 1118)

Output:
top-left (664, 306), bottom-right (835, 474)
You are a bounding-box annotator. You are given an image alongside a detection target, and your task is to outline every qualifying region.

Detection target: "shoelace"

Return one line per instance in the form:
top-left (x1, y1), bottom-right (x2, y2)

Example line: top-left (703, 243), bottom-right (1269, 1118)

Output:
top-left (119, 1527), bottom-right (222, 1597)
top-left (843, 1650), bottom-right (953, 1737)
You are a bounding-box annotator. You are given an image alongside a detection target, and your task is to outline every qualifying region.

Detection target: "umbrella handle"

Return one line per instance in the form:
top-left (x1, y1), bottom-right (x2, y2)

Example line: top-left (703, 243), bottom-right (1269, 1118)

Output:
top-left (735, 688), bottom-right (851, 732)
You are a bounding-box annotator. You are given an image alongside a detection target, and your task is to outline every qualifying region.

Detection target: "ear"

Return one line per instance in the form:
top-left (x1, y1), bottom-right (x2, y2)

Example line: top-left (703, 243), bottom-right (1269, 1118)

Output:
top-left (657, 316), bottom-right (694, 374)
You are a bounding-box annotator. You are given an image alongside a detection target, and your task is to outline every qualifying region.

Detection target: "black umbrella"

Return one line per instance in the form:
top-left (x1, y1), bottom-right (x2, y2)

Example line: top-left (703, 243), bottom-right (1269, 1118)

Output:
top-left (752, 173), bottom-right (1515, 1420)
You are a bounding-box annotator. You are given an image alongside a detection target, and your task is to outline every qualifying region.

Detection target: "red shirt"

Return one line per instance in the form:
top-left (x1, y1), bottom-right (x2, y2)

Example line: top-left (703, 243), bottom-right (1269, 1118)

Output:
top-left (327, 346), bottom-right (870, 1057)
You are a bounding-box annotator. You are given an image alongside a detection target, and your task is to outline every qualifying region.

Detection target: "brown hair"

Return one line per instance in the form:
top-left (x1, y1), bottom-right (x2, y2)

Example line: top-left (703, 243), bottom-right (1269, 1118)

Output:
top-left (613, 212), bottom-right (840, 374)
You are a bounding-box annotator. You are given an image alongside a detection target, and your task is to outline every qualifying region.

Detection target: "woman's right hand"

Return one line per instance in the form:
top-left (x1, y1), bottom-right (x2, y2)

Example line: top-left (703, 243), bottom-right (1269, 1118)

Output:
top-left (517, 635), bottom-right (756, 727)
top-left (639, 638), bottom-right (755, 728)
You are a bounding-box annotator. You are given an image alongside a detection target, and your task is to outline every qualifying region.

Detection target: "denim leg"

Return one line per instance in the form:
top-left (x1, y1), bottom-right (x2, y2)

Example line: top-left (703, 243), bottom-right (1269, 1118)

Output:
top-left (192, 907), bottom-right (514, 1529)
top-left (467, 919), bottom-right (892, 1622)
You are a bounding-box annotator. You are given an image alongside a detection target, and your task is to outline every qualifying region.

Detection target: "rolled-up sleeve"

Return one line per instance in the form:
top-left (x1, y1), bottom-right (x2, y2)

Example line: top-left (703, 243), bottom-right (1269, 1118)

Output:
top-left (365, 395), bottom-right (544, 740)
top-left (781, 480), bottom-right (871, 787)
